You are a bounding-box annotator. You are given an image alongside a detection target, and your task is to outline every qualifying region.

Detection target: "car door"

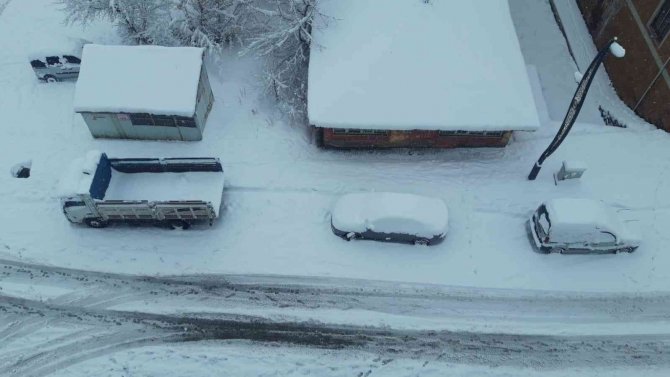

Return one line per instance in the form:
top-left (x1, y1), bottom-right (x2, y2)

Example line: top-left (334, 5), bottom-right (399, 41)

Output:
top-left (61, 55), bottom-right (81, 79)
top-left (590, 231), bottom-right (618, 254)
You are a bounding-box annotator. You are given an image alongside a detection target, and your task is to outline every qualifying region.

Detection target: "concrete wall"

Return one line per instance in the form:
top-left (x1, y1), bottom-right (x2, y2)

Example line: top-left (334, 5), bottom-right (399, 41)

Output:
top-left (319, 128), bottom-right (512, 149)
top-left (577, 0), bottom-right (670, 131)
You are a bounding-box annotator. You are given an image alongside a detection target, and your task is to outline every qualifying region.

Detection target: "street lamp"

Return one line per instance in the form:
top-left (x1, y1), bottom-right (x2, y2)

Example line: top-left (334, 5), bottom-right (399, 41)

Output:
top-left (527, 37), bottom-right (625, 181)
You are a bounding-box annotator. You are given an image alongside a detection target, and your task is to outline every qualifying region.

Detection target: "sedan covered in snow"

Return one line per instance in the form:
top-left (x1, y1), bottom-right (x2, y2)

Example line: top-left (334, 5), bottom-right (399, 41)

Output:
top-left (528, 198), bottom-right (640, 254)
top-left (331, 192), bottom-right (448, 245)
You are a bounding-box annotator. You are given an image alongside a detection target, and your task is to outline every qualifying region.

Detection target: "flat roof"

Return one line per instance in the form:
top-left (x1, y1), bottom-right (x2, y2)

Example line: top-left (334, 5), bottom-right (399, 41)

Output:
top-left (74, 45), bottom-right (204, 117)
top-left (307, 0), bottom-right (541, 131)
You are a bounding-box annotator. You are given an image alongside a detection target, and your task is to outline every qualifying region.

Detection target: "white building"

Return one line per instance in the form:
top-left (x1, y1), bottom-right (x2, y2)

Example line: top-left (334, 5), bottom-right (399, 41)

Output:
top-left (74, 45), bottom-right (214, 141)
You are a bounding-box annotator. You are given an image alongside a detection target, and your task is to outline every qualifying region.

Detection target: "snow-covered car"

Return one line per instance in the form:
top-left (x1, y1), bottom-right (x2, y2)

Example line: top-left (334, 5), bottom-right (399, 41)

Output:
top-left (528, 198), bottom-right (640, 254)
top-left (28, 37), bottom-right (88, 83)
top-left (331, 192), bottom-right (449, 245)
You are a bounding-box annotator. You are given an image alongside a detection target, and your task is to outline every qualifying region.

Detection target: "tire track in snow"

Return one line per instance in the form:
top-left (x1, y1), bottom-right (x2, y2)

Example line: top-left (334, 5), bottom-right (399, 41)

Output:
top-left (1, 294), bottom-right (670, 376)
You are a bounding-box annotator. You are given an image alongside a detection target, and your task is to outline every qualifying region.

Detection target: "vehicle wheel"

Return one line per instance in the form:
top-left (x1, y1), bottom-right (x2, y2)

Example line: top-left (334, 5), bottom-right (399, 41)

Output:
top-left (551, 247), bottom-right (566, 254)
top-left (618, 247), bottom-right (636, 254)
top-left (84, 218), bottom-right (108, 228)
top-left (342, 232), bottom-right (357, 241)
top-left (45, 75), bottom-right (58, 83)
top-left (169, 220), bottom-right (191, 230)
top-left (414, 238), bottom-right (430, 246)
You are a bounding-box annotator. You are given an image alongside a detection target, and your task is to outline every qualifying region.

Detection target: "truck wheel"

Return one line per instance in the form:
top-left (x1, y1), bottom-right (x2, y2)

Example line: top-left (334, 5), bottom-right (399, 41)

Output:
top-left (169, 220), bottom-right (190, 230)
top-left (85, 218), bottom-right (108, 228)
top-left (45, 75), bottom-right (58, 83)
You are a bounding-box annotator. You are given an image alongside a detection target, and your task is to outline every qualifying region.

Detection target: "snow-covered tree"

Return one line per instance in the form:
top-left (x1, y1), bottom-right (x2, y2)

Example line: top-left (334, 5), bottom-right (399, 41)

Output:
top-left (242, 0), bottom-right (324, 120)
top-left (59, 0), bottom-right (173, 45)
top-left (172, 0), bottom-right (253, 49)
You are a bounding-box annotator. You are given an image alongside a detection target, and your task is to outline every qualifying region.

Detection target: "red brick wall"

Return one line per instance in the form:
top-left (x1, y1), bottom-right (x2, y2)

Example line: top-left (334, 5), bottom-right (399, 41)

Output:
top-left (577, 0), bottom-right (670, 131)
top-left (319, 129), bottom-right (512, 149)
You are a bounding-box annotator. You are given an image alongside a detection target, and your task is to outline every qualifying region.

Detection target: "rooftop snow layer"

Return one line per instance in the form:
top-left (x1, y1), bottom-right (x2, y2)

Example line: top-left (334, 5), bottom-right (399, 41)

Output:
top-left (73, 45), bottom-right (204, 116)
top-left (308, 0), bottom-right (541, 131)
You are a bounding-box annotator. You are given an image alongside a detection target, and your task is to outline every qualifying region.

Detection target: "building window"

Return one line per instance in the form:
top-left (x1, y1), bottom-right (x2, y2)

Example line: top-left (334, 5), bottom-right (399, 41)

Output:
top-left (153, 115), bottom-right (176, 127)
top-left (130, 113), bottom-right (154, 126)
top-left (175, 116), bottom-right (197, 128)
top-left (651, 1), bottom-right (670, 41)
top-left (438, 130), bottom-right (504, 137)
top-left (332, 128), bottom-right (389, 135)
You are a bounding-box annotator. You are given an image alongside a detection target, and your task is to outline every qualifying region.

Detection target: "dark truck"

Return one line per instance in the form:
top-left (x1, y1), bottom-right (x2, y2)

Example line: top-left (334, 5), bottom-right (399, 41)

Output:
top-left (59, 151), bottom-right (224, 229)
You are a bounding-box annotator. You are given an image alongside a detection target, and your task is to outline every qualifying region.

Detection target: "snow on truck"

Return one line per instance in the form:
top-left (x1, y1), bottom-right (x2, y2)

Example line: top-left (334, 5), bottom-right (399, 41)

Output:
top-left (59, 151), bottom-right (224, 229)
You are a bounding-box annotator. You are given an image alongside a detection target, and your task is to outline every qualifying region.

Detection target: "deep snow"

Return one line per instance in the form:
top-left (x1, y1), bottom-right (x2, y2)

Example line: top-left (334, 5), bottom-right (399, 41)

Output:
top-left (0, 0), bottom-right (668, 295)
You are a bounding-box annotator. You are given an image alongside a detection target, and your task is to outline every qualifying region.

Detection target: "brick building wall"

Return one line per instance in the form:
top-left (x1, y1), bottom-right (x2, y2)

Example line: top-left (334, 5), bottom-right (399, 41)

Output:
top-left (318, 128), bottom-right (512, 149)
top-left (577, 0), bottom-right (670, 131)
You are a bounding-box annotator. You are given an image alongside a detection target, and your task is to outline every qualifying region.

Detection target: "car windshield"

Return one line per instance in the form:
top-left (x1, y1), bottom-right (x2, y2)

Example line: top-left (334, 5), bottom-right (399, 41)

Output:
top-left (535, 206), bottom-right (550, 239)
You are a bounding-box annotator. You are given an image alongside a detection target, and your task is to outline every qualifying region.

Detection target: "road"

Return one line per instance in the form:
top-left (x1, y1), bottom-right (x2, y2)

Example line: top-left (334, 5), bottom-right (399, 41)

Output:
top-left (1, 258), bottom-right (670, 376)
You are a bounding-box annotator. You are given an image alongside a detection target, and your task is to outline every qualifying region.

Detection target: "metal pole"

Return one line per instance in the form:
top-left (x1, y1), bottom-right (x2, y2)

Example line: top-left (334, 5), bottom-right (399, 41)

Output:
top-left (528, 38), bottom-right (623, 180)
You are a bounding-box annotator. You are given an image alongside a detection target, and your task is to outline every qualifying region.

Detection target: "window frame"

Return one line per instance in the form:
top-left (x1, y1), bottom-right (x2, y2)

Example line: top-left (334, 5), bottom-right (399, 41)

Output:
top-left (649, 0), bottom-right (670, 46)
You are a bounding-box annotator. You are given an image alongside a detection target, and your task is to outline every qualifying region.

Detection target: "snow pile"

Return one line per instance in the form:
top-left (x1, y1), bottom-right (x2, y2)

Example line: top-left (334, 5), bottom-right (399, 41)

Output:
top-left (105, 170), bottom-right (225, 216)
top-left (58, 150), bottom-right (102, 197)
top-left (73, 45), bottom-right (204, 116)
top-left (331, 192), bottom-right (449, 237)
top-left (308, 0), bottom-right (540, 131)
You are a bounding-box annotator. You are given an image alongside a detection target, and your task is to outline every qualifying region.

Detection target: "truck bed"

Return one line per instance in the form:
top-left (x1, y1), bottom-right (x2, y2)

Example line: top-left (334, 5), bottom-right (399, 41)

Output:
top-left (104, 170), bottom-right (225, 216)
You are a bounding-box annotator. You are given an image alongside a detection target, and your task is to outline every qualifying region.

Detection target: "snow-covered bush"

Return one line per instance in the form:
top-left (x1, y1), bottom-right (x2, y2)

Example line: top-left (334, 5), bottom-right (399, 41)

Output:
top-left (171, 0), bottom-right (253, 49)
top-left (241, 0), bottom-right (323, 121)
top-left (59, 0), bottom-right (174, 45)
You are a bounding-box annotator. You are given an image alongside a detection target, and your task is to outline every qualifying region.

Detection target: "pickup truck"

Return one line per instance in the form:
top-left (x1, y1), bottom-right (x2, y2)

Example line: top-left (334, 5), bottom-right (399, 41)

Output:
top-left (59, 151), bottom-right (225, 229)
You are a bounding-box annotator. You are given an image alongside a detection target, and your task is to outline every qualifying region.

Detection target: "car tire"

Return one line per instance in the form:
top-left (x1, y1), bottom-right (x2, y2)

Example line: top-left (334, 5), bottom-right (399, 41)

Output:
top-left (84, 218), bottom-right (108, 228)
top-left (414, 238), bottom-right (430, 246)
top-left (618, 247), bottom-right (636, 254)
top-left (45, 75), bottom-right (58, 83)
top-left (169, 220), bottom-right (191, 230)
top-left (551, 247), bottom-right (566, 254)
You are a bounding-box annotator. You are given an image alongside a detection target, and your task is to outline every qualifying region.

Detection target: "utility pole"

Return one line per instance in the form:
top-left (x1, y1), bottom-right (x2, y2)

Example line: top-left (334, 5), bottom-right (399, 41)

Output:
top-left (528, 38), bottom-right (626, 181)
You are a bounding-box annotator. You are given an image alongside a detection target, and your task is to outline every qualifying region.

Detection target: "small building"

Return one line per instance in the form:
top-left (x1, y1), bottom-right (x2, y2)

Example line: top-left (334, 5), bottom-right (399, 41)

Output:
top-left (73, 45), bottom-right (214, 141)
top-left (576, 0), bottom-right (670, 132)
top-left (308, 0), bottom-right (540, 148)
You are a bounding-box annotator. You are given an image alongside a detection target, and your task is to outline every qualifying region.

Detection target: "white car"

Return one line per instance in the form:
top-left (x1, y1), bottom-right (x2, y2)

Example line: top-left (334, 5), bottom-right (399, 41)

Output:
top-left (331, 192), bottom-right (449, 245)
top-left (528, 198), bottom-right (640, 254)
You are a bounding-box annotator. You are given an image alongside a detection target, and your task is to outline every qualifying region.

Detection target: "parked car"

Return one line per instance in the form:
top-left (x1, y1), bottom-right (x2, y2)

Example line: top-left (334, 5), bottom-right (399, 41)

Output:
top-left (30, 54), bottom-right (81, 82)
top-left (28, 37), bottom-right (88, 82)
top-left (331, 192), bottom-right (448, 245)
top-left (527, 198), bottom-right (640, 254)
top-left (58, 151), bottom-right (225, 229)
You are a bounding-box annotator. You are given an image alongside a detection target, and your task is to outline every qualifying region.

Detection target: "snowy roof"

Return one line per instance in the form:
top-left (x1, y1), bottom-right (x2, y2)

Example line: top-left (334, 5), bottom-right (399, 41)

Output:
top-left (73, 45), bottom-right (204, 117)
top-left (308, 0), bottom-right (541, 131)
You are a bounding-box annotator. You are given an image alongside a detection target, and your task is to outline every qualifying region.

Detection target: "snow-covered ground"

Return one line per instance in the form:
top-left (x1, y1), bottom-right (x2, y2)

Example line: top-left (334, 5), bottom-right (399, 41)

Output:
top-left (1, 0), bottom-right (670, 297)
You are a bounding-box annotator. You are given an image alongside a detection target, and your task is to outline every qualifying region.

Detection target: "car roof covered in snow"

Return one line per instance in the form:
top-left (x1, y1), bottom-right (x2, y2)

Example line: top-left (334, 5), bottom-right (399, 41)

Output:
top-left (331, 192), bottom-right (449, 238)
top-left (308, 0), bottom-right (541, 132)
top-left (27, 36), bottom-right (89, 60)
top-left (543, 198), bottom-right (626, 235)
top-left (73, 44), bottom-right (204, 117)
